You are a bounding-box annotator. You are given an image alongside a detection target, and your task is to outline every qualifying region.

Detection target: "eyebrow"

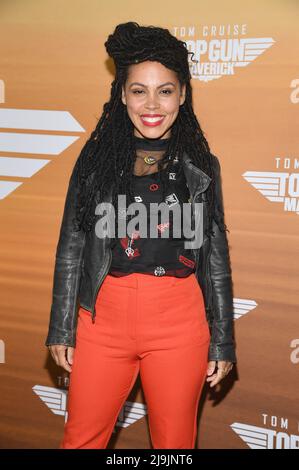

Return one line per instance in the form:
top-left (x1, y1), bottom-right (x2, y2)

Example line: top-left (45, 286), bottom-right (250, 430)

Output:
top-left (129, 82), bottom-right (176, 89)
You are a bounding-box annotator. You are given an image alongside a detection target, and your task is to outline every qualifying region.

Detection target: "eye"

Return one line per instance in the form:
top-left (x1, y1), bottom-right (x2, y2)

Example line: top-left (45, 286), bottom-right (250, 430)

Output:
top-left (131, 89), bottom-right (173, 95)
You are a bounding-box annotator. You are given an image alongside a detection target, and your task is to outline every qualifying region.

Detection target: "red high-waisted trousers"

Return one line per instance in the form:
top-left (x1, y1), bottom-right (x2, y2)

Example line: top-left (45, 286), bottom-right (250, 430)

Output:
top-left (60, 272), bottom-right (210, 449)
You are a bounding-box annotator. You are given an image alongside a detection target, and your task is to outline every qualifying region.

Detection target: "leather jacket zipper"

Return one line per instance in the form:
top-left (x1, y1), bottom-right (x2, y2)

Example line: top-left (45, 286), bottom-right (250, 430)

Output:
top-left (191, 187), bottom-right (213, 321)
top-left (91, 247), bottom-right (112, 323)
top-left (191, 189), bottom-right (201, 267)
top-left (205, 245), bottom-right (213, 323)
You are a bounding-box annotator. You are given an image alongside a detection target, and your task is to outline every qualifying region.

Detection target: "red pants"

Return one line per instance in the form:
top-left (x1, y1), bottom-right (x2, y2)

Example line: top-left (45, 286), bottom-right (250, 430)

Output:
top-left (60, 272), bottom-right (210, 449)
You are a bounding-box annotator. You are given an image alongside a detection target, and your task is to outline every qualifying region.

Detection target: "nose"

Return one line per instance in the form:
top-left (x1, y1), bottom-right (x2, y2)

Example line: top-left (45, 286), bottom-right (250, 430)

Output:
top-left (144, 92), bottom-right (160, 110)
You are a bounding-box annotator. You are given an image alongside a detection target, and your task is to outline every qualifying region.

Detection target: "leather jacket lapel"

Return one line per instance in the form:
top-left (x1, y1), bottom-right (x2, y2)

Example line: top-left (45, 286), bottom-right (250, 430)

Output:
top-left (181, 152), bottom-right (212, 197)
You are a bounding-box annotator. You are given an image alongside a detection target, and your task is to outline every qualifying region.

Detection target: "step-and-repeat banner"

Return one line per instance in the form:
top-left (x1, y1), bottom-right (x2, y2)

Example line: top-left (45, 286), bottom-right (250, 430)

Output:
top-left (0, 0), bottom-right (298, 449)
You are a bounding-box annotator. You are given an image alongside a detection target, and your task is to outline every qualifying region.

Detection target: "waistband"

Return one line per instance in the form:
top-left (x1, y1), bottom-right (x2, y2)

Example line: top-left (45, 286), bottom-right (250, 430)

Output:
top-left (104, 272), bottom-right (196, 289)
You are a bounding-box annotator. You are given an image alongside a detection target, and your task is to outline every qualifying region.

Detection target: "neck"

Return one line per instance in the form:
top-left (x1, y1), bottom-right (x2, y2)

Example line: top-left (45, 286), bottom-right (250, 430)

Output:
top-left (133, 134), bottom-right (170, 151)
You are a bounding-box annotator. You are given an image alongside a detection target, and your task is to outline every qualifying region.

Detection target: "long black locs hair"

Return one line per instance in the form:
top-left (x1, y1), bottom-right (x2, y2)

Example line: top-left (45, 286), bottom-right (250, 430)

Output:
top-left (71, 21), bottom-right (228, 238)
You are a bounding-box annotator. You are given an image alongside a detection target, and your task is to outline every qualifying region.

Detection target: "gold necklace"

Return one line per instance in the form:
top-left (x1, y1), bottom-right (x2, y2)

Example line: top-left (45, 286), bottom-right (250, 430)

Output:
top-left (136, 154), bottom-right (158, 165)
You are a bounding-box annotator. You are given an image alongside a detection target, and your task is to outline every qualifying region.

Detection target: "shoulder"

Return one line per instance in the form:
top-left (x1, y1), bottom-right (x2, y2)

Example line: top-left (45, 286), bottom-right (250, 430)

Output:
top-left (209, 153), bottom-right (221, 175)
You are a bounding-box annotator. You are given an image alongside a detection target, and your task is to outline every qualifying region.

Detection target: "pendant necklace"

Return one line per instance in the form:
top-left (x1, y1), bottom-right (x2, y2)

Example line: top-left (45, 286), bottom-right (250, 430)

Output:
top-left (134, 135), bottom-right (170, 166)
top-left (136, 153), bottom-right (174, 166)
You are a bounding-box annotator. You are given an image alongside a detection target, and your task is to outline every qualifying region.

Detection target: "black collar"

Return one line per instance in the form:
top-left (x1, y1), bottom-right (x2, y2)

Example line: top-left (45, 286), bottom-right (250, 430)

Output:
top-left (134, 135), bottom-right (170, 151)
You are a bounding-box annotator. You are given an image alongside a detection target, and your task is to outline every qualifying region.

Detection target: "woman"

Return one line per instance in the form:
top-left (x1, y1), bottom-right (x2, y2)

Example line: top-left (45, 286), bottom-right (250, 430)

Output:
top-left (45, 22), bottom-right (236, 449)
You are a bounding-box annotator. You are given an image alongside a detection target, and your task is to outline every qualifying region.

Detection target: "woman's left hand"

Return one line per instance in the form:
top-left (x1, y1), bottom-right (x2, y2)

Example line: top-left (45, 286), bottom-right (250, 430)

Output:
top-left (206, 360), bottom-right (234, 388)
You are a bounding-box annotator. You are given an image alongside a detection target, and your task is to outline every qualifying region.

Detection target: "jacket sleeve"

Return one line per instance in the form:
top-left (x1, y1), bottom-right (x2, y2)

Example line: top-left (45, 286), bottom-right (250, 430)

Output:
top-left (45, 160), bottom-right (86, 348)
top-left (208, 155), bottom-right (237, 363)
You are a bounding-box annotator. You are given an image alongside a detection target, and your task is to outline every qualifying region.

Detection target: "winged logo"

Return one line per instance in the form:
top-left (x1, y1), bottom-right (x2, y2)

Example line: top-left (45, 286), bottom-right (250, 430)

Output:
top-left (233, 298), bottom-right (258, 320)
top-left (243, 170), bottom-right (299, 214)
top-left (33, 385), bottom-right (147, 428)
top-left (231, 422), bottom-right (276, 449)
top-left (0, 107), bottom-right (85, 199)
top-left (189, 37), bottom-right (275, 82)
top-left (115, 401), bottom-right (147, 428)
top-left (32, 385), bottom-right (68, 423)
top-left (235, 38), bottom-right (275, 68)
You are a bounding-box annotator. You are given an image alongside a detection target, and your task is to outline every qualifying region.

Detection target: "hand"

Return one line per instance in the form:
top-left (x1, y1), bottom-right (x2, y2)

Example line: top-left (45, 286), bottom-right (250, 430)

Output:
top-left (48, 345), bottom-right (74, 373)
top-left (206, 360), bottom-right (233, 388)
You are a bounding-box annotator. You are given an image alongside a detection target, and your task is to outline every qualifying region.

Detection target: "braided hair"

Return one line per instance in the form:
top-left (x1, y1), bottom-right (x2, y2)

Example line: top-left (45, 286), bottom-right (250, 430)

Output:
top-left (71, 21), bottom-right (228, 238)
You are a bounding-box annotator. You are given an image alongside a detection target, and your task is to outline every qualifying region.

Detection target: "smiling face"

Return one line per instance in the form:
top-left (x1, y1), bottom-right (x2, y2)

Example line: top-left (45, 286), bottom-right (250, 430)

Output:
top-left (121, 60), bottom-right (186, 139)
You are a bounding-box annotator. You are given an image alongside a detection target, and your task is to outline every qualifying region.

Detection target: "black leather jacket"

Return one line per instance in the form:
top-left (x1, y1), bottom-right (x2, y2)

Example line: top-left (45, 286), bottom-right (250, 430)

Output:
top-left (45, 152), bottom-right (236, 363)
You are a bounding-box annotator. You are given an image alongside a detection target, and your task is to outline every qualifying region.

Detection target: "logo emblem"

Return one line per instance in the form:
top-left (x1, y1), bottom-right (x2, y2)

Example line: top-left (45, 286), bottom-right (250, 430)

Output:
top-left (165, 193), bottom-right (179, 206)
top-left (243, 170), bottom-right (299, 215)
top-left (154, 266), bottom-right (165, 276)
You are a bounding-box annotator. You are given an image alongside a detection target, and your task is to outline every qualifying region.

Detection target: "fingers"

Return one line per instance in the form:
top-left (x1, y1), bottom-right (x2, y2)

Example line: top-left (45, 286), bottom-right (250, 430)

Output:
top-left (48, 345), bottom-right (73, 373)
top-left (206, 368), bottom-right (227, 388)
top-left (66, 347), bottom-right (74, 366)
top-left (207, 361), bottom-right (216, 376)
top-left (56, 347), bottom-right (72, 373)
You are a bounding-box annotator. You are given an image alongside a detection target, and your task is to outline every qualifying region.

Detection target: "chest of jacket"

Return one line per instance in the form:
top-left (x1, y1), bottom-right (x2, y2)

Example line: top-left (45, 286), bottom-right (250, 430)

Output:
top-left (79, 154), bottom-right (214, 323)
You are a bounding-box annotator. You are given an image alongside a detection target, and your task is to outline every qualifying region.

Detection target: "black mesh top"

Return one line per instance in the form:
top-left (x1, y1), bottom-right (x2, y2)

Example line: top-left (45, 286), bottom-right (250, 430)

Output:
top-left (108, 136), bottom-right (196, 278)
